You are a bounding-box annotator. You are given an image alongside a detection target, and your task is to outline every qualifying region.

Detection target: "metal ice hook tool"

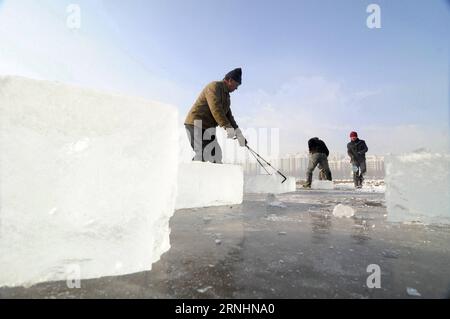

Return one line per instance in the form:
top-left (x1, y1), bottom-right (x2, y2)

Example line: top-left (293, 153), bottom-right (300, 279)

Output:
top-left (245, 145), bottom-right (287, 184)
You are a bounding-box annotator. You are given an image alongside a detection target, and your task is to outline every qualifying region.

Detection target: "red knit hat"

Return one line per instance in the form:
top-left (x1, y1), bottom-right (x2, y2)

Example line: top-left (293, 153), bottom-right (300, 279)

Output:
top-left (350, 131), bottom-right (358, 138)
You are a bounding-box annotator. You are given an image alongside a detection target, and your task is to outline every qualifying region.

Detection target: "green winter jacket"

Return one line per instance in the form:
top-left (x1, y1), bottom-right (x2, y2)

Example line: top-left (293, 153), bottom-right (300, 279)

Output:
top-left (185, 81), bottom-right (238, 129)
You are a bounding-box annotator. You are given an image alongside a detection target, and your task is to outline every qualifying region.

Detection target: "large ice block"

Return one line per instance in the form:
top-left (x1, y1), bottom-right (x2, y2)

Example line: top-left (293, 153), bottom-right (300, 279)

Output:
top-left (311, 180), bottom-right (335, 190)
top-left (175, 162), bottom-right (243, 209)
top-left (0, 76), bottom-right (179, 287)
top-left (385, 152), bottom-right (450, 224)
top-left (244, 175), bottom-right (296, 194)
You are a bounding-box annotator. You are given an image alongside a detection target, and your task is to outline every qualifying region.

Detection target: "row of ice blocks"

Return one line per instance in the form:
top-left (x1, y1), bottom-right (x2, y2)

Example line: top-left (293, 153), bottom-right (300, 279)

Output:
top-left (244, 175), bottom-right (297, 194)
top-left (385, 153), bottom-right (450, 225)
top-left (176, 166), bottom-right (300, 207)
top-left (243, 176), bottom-right (334, 193)
top-left (0, 76), bottom-right (297, 288)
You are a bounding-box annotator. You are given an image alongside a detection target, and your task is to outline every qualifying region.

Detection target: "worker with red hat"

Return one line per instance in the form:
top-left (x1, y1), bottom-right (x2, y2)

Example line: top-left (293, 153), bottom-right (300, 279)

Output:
top-left (347, 131), bottom-right (368, 188)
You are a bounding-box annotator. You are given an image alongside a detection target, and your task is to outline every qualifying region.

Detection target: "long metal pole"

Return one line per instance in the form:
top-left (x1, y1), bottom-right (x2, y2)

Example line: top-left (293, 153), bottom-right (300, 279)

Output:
top-left (246, 145), bottom-right (287, 184)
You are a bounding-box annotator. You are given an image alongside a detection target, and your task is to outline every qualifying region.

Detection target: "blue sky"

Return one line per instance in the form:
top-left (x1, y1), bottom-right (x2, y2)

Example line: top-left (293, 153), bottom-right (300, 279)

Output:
top-left (0, 0), bottom-right (448, 155)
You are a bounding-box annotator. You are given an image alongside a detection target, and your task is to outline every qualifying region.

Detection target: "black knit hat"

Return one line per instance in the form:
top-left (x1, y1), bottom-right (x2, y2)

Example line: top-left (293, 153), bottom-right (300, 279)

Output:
top-left (224, 68), bottom-right (242, 84)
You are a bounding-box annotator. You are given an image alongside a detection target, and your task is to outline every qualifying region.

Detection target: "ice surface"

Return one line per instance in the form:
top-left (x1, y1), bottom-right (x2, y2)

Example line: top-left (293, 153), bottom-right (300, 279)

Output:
top-left (0, 76), bottom-right (178, 287)
top-left (332, 204), bottom-right (355, 218)
top-left (175, 162), bottom-right (243, 209)
top-left (385, 153), bottom-right (450, 225)
top-left (244, 175), bottom-right (296, 194)
top-left (311, 180), bottom-right (335, 190)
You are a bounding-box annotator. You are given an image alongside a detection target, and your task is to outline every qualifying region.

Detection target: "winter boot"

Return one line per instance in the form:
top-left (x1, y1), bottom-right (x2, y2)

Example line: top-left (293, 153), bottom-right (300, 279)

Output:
top-left (358, 175), bottom-right (364, 188)
top-left (353, 172), bottom-right (360, 188)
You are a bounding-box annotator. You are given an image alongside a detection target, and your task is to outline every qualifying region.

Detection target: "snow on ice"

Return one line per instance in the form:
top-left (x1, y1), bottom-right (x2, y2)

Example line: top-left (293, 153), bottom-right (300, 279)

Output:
top-left (0, 76), bottom-right (178, 287)
top-left (385, 152), bottom-right (450, 225)
top-left (334, 180), bottom-right (385, 193)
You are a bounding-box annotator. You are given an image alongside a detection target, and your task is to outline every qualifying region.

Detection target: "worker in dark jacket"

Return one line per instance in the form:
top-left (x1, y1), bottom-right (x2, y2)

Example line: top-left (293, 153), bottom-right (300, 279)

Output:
top-left (347, 131), bottom-right (368, 188)
top-left (184, 68), bottom-right (247, 163)
top-left (303, 137), bottom-right (332, 188)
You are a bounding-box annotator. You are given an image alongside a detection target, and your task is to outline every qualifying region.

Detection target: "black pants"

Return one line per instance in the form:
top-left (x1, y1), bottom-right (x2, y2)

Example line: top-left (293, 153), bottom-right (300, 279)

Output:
top-left (305, 152), bottom-right (332, 186)
top-left (185, 124), bottom-right (222, 163)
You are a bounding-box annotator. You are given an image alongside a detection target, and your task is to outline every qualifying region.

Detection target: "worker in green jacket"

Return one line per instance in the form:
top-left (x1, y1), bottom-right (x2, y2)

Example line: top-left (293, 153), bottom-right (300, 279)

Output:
top-left (184, 68), bottom-right (247, 163)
